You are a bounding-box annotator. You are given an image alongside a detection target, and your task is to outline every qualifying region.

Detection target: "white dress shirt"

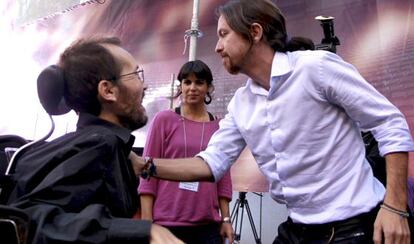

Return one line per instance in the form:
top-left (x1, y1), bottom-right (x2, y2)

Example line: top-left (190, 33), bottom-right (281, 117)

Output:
top-left (198, 50), bottom-right (414, 224)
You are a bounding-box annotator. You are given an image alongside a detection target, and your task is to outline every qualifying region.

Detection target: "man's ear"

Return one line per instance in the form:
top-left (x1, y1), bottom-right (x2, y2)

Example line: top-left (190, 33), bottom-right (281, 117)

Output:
top-left (250, 23), bottom-right (264, 43)
top-left (97, 80), bottom-right (118, 102)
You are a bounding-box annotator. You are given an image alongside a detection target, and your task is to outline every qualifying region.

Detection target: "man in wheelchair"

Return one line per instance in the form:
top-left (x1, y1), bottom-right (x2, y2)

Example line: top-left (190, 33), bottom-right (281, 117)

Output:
top-left (2, 37), bottom-right (182, 244)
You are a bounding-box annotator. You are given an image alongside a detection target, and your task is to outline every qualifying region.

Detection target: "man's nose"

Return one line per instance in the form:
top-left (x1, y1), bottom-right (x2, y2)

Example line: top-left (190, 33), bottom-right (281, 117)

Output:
top-left (215, 40), bottom-right (222, 53)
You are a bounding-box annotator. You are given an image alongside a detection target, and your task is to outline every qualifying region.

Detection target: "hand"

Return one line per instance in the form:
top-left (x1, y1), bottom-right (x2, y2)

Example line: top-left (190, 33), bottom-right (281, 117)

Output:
top-left (129, 151), bottom-right (145, 175)
top-left (150, 224), bottom-right (184, 244)
top-left (220, 222), bottom-right (234, 244)
top-left (373, 208), bottom-right (411, 244)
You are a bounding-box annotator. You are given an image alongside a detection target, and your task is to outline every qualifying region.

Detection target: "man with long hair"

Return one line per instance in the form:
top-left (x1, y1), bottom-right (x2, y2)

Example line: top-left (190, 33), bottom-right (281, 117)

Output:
top-left (132, 1), bottom-right (414, 243)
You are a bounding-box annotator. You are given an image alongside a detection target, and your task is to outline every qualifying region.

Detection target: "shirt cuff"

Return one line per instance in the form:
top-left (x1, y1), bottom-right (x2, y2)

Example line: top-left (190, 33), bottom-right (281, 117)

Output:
top-left (197, 148), bottom-right (231, 182)
top-left (108, 219), bottom-right (151, 243)
top-left (374, 128), bottom-right (414, 156)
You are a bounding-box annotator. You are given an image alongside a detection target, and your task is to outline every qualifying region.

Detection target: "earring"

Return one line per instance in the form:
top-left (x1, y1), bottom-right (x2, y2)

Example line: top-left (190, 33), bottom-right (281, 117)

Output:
top-left (204, 92), bottom-right (212, 104)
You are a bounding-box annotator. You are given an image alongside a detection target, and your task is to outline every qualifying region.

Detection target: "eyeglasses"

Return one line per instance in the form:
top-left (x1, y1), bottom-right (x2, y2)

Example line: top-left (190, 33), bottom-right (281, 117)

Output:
top-left (116, 68), bottom-right (144, 82)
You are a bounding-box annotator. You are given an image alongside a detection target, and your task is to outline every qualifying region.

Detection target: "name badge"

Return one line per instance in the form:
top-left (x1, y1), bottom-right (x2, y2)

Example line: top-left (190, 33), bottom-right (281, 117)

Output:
top-left (179, 182), bottom-right (199, 192)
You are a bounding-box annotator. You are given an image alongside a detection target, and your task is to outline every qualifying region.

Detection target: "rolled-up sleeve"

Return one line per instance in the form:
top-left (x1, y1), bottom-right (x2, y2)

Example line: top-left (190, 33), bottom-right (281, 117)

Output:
top-left (197, 100), bottom-right (246, 182)
top-left (318, 52), bottom-right (414, 155)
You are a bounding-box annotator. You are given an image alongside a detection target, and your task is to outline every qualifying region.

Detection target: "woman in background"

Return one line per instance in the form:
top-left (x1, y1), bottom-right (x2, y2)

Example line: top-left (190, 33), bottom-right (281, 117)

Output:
top-left (138, 60), bottom-right (233, 244)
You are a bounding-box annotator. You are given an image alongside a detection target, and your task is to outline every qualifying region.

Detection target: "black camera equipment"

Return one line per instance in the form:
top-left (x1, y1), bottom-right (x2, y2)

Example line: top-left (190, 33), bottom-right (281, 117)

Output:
top-left (314, 16), bottom-right (340, 53)
top-left (231, 192), bottom-right (262, 244)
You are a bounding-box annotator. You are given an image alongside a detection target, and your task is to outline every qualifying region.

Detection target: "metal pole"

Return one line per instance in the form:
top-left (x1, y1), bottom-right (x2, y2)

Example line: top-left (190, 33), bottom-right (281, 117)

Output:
top-left (187, 0), bottom-right (202, 61)
top-left (170, 73), bottom-right (175, 109)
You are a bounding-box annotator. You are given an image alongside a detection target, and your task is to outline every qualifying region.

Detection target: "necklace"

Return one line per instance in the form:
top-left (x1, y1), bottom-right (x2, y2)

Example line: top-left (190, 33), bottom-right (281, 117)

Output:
top-left (182, 117), bottom-right (205, 157)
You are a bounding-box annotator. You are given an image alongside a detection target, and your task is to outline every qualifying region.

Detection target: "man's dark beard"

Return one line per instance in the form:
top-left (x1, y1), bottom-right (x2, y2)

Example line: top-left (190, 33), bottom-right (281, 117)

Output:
top-left (226, 42), bottom-right (253, 75)
top-left (120, 113), bottom-right (148, 131)
top-left (228, 64), bottom-right (241, 74)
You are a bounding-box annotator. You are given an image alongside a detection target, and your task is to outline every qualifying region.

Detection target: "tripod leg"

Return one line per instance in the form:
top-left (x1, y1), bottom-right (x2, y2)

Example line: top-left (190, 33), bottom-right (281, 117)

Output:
top-left (237, 202), bottom-right (245, 242)
top-left (244, 200), bottom-right (262, 244)
top-left (230, 198), bottom-right (239, 222)
top-left (231, 199), bottom-right (242, 243)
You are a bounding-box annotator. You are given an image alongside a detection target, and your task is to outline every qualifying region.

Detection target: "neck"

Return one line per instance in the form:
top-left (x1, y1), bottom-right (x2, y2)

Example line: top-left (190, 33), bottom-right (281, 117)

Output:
top-left (242, 43), bottom-right (275, 91)
top-left (180, 104), bottom-right (209, 122)
top-left (99, 110), bottom-right (124, 128)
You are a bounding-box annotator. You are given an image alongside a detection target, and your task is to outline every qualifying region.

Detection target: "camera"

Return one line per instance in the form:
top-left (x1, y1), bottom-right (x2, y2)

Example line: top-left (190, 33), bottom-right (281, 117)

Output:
top-left (314, 16), bottom-right (340, 53)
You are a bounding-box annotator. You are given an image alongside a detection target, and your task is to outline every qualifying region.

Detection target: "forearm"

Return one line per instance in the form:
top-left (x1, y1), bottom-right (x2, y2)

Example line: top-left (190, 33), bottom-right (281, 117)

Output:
top-left (384, 152), bottom-right (408, 209)
top-left (131, 153), bottom-right (214, 182)
top-left (153, 157), bottom-right (214, 181)
top-left (140, 194), bottom-right (154, 221)
top-left (218, 197), bottom-right (234, 243)
top-left (219, 197), bottom-right (231, 219)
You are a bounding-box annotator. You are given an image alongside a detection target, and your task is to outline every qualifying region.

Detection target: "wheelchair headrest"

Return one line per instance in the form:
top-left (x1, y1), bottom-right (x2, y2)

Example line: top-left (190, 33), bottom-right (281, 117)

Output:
top-left (0, 135), bottom-right (27, 149)
top-left (37, 65), bottom-right (71, 115)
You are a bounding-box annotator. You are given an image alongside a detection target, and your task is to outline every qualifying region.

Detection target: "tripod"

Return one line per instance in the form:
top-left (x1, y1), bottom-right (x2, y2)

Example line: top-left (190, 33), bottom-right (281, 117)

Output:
top-left (230, 192), bottom-right (262, 244)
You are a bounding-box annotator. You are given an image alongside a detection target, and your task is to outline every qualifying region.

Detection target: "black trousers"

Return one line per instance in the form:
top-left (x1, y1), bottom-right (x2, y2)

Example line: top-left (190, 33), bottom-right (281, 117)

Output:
top-left (273, 205), bottom-right (414, 244)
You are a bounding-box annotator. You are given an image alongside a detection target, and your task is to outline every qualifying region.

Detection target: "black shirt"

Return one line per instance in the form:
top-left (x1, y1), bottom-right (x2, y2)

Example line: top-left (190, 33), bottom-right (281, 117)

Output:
top-left (8, 113), bottom-right (151, 243)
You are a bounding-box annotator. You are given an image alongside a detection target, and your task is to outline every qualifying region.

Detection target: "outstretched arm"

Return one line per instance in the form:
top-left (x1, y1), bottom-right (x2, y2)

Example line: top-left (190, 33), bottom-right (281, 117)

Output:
top-left (373, 152), bottom-right (411, 244)
top-left (153, 157), bottom-right (214, 181)
top-left (130, 152), bottom-right (214, 182)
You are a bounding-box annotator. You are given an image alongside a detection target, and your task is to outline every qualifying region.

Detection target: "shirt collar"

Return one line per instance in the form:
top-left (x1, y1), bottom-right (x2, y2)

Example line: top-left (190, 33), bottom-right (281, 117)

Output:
top-left (246, 52), bottom-right (293, 95)
top-left (76, 112), bottom-right (134, 145)
top-left (271, 52), bottom-right (293, 78)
